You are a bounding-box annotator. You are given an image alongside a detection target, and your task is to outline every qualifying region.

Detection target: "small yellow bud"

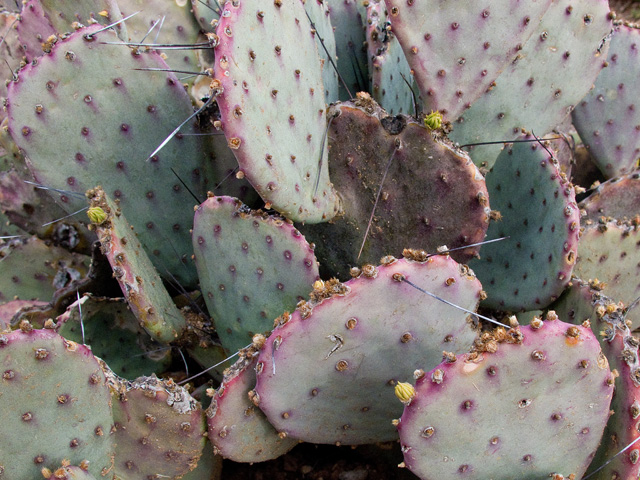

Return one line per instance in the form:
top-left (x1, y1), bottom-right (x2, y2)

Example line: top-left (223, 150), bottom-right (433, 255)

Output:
top-left (423, 110), bottom-right (443, 130)
top-left (87, 206), bottom-right (108, 224)
top-left (394, 381), bottom-right (415, 404)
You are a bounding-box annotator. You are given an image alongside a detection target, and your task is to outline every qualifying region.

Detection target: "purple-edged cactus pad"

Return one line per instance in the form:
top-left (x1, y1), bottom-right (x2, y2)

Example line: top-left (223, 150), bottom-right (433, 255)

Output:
top-left (213, 0), bottom-right (341, 223)
top-left (450, 0), bottom-right (612, 168)
top-left (254, 253), bottom-right (482, 445)
top-left (580, 172), bottom-right (640, 223)
top-left (397, 317), bottom-right (613, 479)
top-left (6, 24), bottom-right (213, 286)
top-left (385, 0), bottom-right (552, 121)
top-left (0, 326), bottom-right (114, 479)
top-left (206, 342), bottom-right (298, 462)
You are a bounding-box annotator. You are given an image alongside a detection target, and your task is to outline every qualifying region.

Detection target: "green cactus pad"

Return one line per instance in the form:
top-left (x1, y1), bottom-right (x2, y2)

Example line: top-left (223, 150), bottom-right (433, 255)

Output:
top-left (106, 373), bottom-right (206, 480)
top-left (6, 24), bottom-right (214, 286)
top-left (0, 327), bottom-right (114, 479)
top-left (56, 294), bottom-right (172, 378)
top-left (193, 195), bottom-right (319, 354)
top-left (580, 172), bottom-right (640, 223)
top-left (213, 0), bottom-right (341, 223)
top-left (547, 278), bottom-right (609, 327)
top-left (573, 24), bottom-right (640, 179)
top-left (206, 343), bottom-right (298, 462)
top-left (0, 236), bottom-right (90, 304)
top-left (326, 0), bottom-right (368, 100)
top-left (366, 2), bottom-right (415, 115)
top-left (573, 220), bottom-right (640, 330)
top-left (385, 0), bottom-right (552, 121)
top-left (254, 253), bottom-right (482, 445)
top-left (397, 317), bottom-right (613, 479)
top-left (302, 95), bottom-right (490, 279)
top-left (87, 187), bottom-right (186, 343)
top-left (192, 0), bottom-right (220, 33)
top-left (450, 0), bottom-right (612, 168)
top-left (469, 136), bottom-right (580, 311)
top-left (305, 0), bottom-right (339, 104)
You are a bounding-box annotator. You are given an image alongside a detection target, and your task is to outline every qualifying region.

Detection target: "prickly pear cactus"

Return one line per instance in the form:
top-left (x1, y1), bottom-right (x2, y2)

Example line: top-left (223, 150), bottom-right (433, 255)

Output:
top-left (0, 326), bottom-right (115, 479)
top-left (302, 94), bottom-right (490, 279)
top-left (573, 24), bottom-right (640, 179)
top-left (0, 236), bottom-right (90, 304)
top-left (87, 187), bottom-right (186, 343)
top-left (254, 253), bottom-right (482, 445)
top-left (193, 195), bottom-right (319, 354)
top-left (469, 136), bottom-right (580, 311)
top-left (106, 372), bottom-right (206, 480)
top-left (449, 0), bottom-right (613, 167)
top-left (56, 294), bottom-right (172, 378)
top-left (385, 0), bottom-right (552, 120)
top-left (397, 316), bottom-right (613, 479)
top-left (580, 172), bottom-right (640, 223)
top-left (6, 24), bottom-right (214, 287)
top-left (206, 341), bottom-right (298, 462)
top-left (573, 220), bottom-right (640, 329)
top-left (213, 0), bottom-right (341, 223)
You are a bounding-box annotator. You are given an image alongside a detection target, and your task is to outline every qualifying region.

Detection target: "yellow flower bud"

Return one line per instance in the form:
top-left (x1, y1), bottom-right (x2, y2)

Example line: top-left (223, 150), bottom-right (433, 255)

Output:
top-left (395, 381), bottom-right (415, 404)
top-left (87, 206), bottom-right (108, 224)
top-left (423, 110), bottom-right (443, 130)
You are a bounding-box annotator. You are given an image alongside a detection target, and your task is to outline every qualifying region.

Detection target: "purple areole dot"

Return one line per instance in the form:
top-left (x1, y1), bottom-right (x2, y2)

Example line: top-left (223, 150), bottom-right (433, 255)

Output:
top-left (229, 265), bottom-right (236, 273)
top-left (60, 195), bottom-right (69, 203)
top-left (277, 282), bottom-right (284, 290)
top-left (146, 191), bottom-right (154, 199)
top-left (197, 236), bottom-right (205, 245)
top-left (113, 190), bottom-right (122, 198)
top-left (84, 95), bottom-right (92, 103)
top-left (113, 78), bottom-right (123, 86)
top-left (487, 365), bottom-right (497, 376)
top-left (46, 81), bottom-right (55, 90)
top-left (116, 161), bottom-right (125, 170)
top-left (167, 77), bottom-right (176, 86)
top-left (283, 250), bottom-right (292, 260)
top-left (461, 400), bottom-right (473, 411)
top-left (67, 177), bottom-right (75, 186)
top-left (75, 153), bottom-right (85, 163)
top-left (120, 124), bottom-right (129, 132)
top-left (81, 126), bottom-right (90, 136)
top-left (451, 22), bottom-right (459, 30)
top-left (242, 241), bottom-right (249, 251)
top-left (147, 105), bottom-right (156, 113)
top-left (173, 184), bottom-right (181, 192)
top-left (146, 222), bottom-right (154, 229)
top-left (214, 225), bottom-right (221, 234)
top-left (265, 235), bottom-right (273, 244)
top-left (21, 126), bottom-right (31, 136)
top-left (256, 267), bottom-right (264, 275)
top-left (150, 155), bottom-right (159, 163)
top-left (173, 224), bottom-right (180, 231)
top-left (177, 25), bottom-right (184, 32)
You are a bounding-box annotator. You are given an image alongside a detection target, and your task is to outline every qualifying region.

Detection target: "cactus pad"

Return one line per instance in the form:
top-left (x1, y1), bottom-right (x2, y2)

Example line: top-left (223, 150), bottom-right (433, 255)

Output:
top-left (106, 373), bottom-right (206, 480)
top-left (572, 24), bottom-right (640, 179)
top-left (469, 136), bottom-right (580, 311)
top-left (580, 172), bottom-right (640, 223)
top-left (450, 0), bottom-right (612, 168)
top-left (385, 0), bottom-right (552, 121)
top-left (193, 195), bottom-right (319, 354)
top-left (0, 327), bottom-right (114, 479)
top-left (87, 187), bottom-right (186, 343)
top-left (302, 95), bottom-right (490, 279)
top-left (572, 220), bottom-right (640, 329)
top-left (254, 254), bottom-right (482, 445)
top-left (213, 0), bottom-right (341, 222)
top-left (206, 342), bottom-right (298, 462)
top-left (6, 24), bottom-right (213, 286)
top-left (397, 317), bottom-right (613, 479)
